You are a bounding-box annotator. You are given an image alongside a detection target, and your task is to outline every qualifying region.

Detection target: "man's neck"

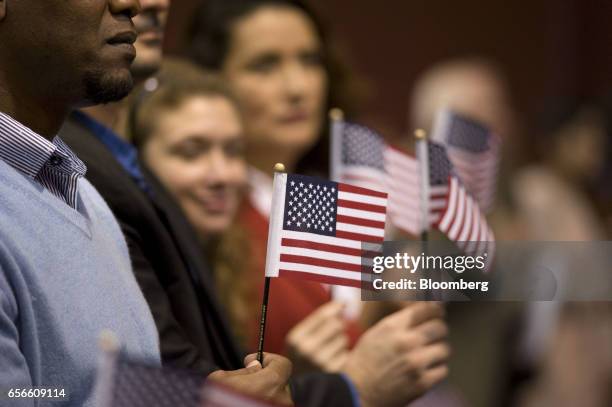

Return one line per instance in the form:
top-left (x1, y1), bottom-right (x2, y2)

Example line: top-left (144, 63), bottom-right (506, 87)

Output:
top-left (80, 101), bottom-right (130, 141)
top-left (0, 80), bottom-right (68, 140)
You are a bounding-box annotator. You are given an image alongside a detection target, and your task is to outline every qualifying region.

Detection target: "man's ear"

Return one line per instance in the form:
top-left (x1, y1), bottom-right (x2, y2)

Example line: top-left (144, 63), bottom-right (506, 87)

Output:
top-left (0, 0), bottom-right (5, 21)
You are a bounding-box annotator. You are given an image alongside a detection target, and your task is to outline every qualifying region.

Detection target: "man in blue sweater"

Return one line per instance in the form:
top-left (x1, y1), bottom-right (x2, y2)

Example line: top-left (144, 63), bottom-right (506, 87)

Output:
top-left (0, 1), bottom-right (294, 405)
top-left (0, 0), bottom-right (293, 405)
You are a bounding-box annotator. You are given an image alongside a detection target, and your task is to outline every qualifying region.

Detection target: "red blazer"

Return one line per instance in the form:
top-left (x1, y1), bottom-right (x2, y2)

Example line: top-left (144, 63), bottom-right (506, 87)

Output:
top-left (238, 200), bottom-right (361, 355)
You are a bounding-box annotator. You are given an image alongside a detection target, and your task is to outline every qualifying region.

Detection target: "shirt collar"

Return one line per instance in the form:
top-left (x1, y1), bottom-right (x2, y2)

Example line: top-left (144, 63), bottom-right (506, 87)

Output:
top-left (71, 110), bottom-right (137, 165)
top-left (0, 111), bottom-right (86, 179)
top-left (71, 110), bottom-right (151, 195)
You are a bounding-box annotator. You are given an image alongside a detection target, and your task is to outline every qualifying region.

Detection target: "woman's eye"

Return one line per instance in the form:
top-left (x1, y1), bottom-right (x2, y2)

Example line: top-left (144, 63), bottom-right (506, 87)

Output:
top-left (170, 140), bottom-right (210, 160)
top-left (225, 141), bottom-right (245, 158)
top-left (246, 54), bottom-right (279, 73)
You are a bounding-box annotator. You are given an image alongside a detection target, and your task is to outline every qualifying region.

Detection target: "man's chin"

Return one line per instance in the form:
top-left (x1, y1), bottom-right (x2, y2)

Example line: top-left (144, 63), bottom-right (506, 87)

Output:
top-left (81, 68), bottom-right (134, 105)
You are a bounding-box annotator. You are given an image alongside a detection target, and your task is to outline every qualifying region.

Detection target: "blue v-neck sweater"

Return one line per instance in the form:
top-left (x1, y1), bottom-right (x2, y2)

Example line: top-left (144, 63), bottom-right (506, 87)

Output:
top-left (0, 159), bottom-right (160, 406)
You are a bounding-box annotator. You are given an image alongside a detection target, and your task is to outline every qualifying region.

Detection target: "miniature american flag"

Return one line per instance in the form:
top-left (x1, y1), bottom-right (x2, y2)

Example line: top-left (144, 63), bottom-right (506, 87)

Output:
top-left (429, 142), bottom-right (495, 265)
top-left (431, 109), bottom-right (501, 213)
top-left (265, 173), bottom-right (387, 288)
top-left (338, 122), bottom-right (387, 192)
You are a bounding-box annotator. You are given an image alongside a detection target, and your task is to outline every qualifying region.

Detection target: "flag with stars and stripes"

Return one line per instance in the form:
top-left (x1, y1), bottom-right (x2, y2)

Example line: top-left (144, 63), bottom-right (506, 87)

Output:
top-left (336, 122), bottom-right (387, 192)
top-left (265, 173), bottom-right (387, 288)
top-left (431, 109), bottom-right (501, 213)
top-left (428, 142), bottom-right (495, 266)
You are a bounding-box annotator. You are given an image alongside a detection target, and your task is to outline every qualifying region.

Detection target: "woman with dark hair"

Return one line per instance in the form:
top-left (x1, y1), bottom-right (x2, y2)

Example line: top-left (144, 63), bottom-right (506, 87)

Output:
top-left (188, 0), bottom-right (363, 371)
top-left (189, 0), bottom-right (357, 176)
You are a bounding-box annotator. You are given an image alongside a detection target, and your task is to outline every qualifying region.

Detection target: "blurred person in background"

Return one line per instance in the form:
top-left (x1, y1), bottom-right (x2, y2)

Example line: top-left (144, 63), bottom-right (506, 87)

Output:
top-left (409, 57), bottom-right (526, 238)
top-left (188, 0), bottom-right (367, 364)
top-left (513, 100), bottom-right (607, 241)
top-left (509, 100), bottom-right (609, 406)
top-left (408, 57), bottom-right (526, 407)
top-left (517, 303), bottom-right (612, 407)
top-left (409, 58), bottom-right (610, 407)
top-left (595, 92), bottom-right (612, 236)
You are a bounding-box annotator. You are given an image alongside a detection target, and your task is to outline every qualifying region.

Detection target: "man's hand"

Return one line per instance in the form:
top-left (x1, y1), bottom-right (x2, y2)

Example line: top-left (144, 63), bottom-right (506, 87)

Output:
top-left (286, 301), bottom-right (349, 373)
top-left (207, 353), bottom-right (293, 405)
top-left (343, 302), bottom-right (450, 407)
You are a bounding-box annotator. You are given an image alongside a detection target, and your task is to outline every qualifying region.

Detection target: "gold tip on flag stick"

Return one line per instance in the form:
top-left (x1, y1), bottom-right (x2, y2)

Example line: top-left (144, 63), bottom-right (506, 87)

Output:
top-left (414, 129), bottom-right (427, 140)
top-left (329, 108), bottom-right (344, 122)
top-left (273, 163), bottom-right (286, 173)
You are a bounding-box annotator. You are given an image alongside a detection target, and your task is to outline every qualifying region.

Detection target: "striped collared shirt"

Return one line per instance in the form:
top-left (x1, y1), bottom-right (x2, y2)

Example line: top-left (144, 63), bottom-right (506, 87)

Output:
top-left (0, 112), bottom-right (87, 209)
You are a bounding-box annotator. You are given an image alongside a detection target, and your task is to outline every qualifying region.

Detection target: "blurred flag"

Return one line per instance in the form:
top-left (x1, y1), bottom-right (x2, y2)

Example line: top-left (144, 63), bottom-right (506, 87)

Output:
top-left (431, 109), bottom-right (501, 213)
top-left (329, 118), bottom-right (494, 267)
top-left (428, 142), bottom-right (495, 264)
top-left (101, 358), bottom-right (204, 407)
top-left (331, 121), bottom-right (445, 236)
top-left (94, 332), bottom-right (281, 407)
top-left (265, 173), bottom-right (387, 288)
top-left (337, 122), bottom-right (387, 192)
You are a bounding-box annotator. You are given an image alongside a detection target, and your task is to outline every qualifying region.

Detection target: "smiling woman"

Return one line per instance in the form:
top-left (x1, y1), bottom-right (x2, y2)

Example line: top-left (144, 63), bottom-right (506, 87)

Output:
top-left (131, 59), bottom-right (247, 238)
top-left (129, 58), bottom-right (254, 343)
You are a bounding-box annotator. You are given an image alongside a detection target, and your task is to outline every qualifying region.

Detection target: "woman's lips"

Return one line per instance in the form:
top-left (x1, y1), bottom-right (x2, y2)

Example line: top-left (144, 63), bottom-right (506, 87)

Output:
top-left (278, 112), bottom-right (310, 124)
top-left (137, 30), bottom-right (163, 45)
top-left (200, 196), bottom-right (231, 213)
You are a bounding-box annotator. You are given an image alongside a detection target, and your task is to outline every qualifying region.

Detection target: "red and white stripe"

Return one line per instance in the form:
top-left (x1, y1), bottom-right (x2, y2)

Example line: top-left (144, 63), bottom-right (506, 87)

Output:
top-left (436, 177), bottom-right (495, 270)
top-left (278, 183), bottom-right (386, 288)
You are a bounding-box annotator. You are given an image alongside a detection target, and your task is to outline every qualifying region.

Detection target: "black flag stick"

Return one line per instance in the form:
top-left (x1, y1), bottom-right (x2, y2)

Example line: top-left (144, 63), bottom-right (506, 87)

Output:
top-left (256, 277), bottom-right (271, 364)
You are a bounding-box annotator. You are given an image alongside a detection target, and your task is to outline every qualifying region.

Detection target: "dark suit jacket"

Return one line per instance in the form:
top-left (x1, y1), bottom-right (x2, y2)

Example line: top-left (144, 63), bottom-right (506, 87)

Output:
top-left (60, 113), bottom-right (355, 406)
